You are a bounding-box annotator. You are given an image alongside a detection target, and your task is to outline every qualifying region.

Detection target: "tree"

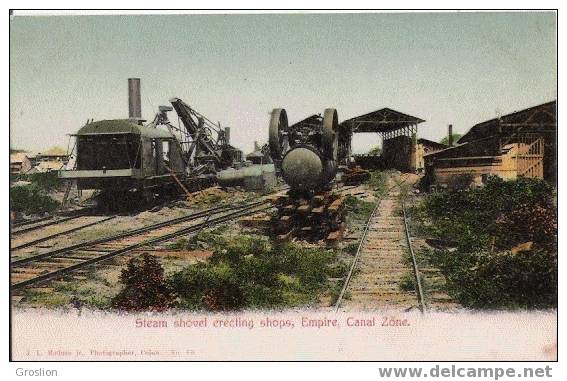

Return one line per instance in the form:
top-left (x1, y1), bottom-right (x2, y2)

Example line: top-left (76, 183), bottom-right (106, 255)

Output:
top-left (368, 145), bottom-right (382, 155)
top-left (439, 133), bottom-right (462, 146)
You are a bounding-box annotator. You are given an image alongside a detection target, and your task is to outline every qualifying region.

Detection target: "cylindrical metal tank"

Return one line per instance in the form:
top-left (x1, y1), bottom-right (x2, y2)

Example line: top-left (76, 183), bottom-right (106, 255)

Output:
top-left (218, 164), bottom-right (276, 191)
top-left (280, 146), bottom-right (337, 192)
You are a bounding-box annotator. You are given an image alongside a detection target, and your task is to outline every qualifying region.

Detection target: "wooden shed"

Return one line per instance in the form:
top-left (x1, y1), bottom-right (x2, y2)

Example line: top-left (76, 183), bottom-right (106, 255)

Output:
top-left (424, 100), bottom-right (556, 187)
top-left (341, 108), bottom-right (425, 172)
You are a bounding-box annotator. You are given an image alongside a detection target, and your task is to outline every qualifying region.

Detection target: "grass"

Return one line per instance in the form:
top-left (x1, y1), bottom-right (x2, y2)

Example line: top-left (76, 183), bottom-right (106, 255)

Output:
top-left (398, 272), bottom-right (417, 292)
top-left (368, 170), bottom-right (388, 197)
top-left (72, 228), bottom-right (120, 242)
top-left (328, 282), bottom-right (351, 305)
top-left (170, 235), bottom-right (347, 310)
top-left (344, 195), bottom-right (375, 226)
top-left (22, 289), bottom-right (71, 308)
top-left (50, 272), bottom-right (116, 309)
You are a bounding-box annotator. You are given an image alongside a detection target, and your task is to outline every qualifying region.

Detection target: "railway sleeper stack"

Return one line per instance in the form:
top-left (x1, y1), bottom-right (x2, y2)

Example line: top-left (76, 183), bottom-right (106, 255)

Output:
top-left (270, 191), bottom-right (346, 243)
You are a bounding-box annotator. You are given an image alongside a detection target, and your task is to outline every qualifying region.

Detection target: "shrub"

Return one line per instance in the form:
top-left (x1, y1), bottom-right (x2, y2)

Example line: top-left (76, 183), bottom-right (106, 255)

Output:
top-left (415, 176), bottom-right (557, 309)
top-left (170, 236), bottom-right (342, 310)
top-left (494, 202), bottom-right (557, 252)
top-left (418, 176), bottom-right (555, 252)
top-left (27, 172), bottom-right (61, 191)
top-left (10, 184), bottom-right (60, 215)
top-left (367, 146), bottom-right (382, 155)
top-left (111, 254), bottom-right (177, 311)
top-left (426, 248), bottom-right (557, 309)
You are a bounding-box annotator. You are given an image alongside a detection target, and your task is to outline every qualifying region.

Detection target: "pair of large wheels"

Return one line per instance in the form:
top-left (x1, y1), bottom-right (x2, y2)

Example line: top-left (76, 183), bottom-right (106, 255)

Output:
top-left (269, 108), bottom-right (339, 161)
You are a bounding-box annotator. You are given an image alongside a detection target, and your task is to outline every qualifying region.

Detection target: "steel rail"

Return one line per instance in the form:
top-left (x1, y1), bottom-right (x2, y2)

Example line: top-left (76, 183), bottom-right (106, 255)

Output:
top-left (393, 173), bottom-right (427, 312)
top-left (12, 215), bottom-right (55, 228)
top-left (11, 202), bottom-right (272, 290)
top-left (11, 207), bottom-right (96, 234)
top-left (402, 201), bottom-right (427, 313)
top-left (11, 215), bottom-right (79, 235)
top-left (334, 202), bottom-right (380, 312)
top-left (11, 216), bottom-right (117, 251)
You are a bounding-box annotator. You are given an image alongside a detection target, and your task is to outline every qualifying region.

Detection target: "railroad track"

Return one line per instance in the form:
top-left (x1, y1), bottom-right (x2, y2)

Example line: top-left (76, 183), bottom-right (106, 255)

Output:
top-left (334, 173), bottom-right (426, 312)
top-left (9, 189), bottom-right (251, 247)
top-left (10, 205), bottom-right (100, 235)
top-left (11, 215), bottom-right (80, 236)
top-left (12, 215), bottom-right (55, 228)
top-left (10, 200), bottom-right (272, 291)
top-left (10, 215), bottom-right (118, 250)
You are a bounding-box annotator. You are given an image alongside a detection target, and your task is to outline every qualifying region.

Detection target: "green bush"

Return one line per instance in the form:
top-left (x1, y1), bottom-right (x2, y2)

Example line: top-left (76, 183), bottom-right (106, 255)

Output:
top-left (367, 145), bottom-right (382, 155)
top-left (26, 172), bottom-right (61, 191)
top-left (170, 236), bottom-right (343, 310)
top-left (425, 248), bottom-right (557, 309)
top-left (111, 254), bottom-right (177, 311)
top-left (10, 184), bottom-right (59, 215)
top-left (417, 176), bottom-right (554, 252)
top-left (415, 176), bottom-right (557, 309)
top-left (494, 202), bottom-right (557, 252)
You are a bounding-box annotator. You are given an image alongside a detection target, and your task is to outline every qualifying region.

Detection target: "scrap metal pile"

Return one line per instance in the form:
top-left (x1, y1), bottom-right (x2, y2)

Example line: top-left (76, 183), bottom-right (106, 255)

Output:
top-left (342, 165), bottom-right (371, 185)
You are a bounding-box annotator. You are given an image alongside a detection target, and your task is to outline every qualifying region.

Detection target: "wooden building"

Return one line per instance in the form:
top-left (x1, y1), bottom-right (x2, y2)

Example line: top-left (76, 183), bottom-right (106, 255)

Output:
top-left (10, 153), bottom-right (32, 175)
top-left (415, 138), bottom-right (449, 172)
top-left (424, 101), bottom-right (556, 188)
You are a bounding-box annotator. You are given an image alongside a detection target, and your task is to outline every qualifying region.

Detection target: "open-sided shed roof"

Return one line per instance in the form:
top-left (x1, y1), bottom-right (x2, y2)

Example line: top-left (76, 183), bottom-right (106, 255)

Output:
top-left (340, 108), bottom-right (425, 133)
top-left (290, 114), bottom-right (322, 129)
top-left (458, 100), bottom-right (556, 144)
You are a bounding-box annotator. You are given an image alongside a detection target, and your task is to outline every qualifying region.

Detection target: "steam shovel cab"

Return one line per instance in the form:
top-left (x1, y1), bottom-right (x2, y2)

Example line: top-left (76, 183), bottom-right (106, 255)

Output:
top-left (58, 119), bottom-right (185, 203)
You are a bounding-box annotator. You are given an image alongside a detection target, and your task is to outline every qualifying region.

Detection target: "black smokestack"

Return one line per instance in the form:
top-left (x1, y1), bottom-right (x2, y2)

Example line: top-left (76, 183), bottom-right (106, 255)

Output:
top-left (128, 78), bottom-right (141, 121)
top-left (448, 124), bottom-right (453, 146)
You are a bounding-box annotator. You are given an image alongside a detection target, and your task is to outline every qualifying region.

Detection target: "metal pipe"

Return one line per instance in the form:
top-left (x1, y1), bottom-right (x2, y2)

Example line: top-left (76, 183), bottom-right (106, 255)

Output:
top-left (448, 124), bottom-right (453, 146)
top-left (224, 127), bottom-right (231, 145)
top-left (128, 78), bottom-right (142, 121)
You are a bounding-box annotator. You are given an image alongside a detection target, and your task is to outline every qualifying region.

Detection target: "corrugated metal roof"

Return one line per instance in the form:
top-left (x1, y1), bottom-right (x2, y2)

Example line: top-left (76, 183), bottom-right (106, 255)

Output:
top-left (77, 119), bottom-right (174, 139)
top-left (458, 100), bottom-right (556, 144)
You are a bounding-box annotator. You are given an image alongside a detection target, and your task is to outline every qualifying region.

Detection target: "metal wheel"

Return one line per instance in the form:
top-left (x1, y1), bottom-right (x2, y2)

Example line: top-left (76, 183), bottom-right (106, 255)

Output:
top-left (269, 108), bottom-right (289, 161)
top-left (322, 108), bottom-right (339, 160)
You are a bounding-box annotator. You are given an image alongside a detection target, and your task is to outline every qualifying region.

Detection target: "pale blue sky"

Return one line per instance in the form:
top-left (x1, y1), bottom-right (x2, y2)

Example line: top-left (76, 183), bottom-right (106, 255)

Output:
top-left (10, 12), bottom-right (557, 153)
